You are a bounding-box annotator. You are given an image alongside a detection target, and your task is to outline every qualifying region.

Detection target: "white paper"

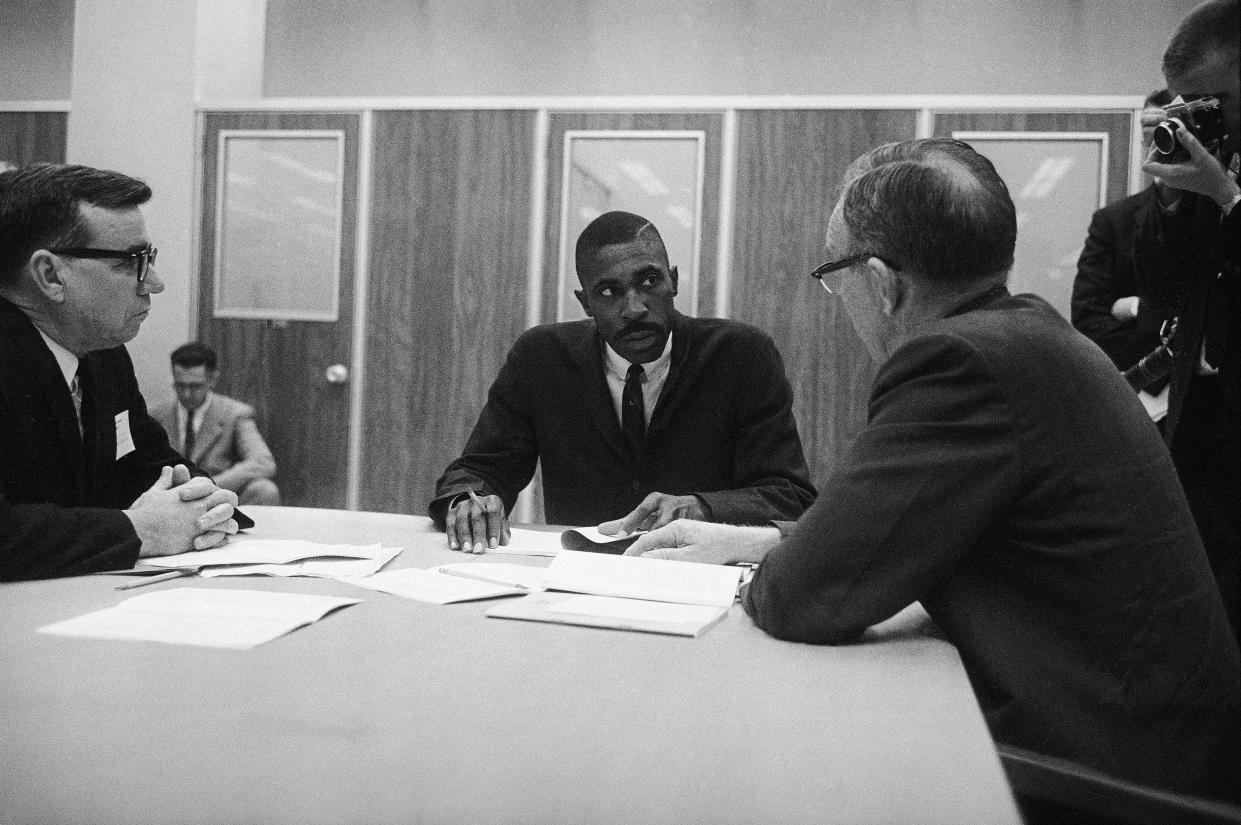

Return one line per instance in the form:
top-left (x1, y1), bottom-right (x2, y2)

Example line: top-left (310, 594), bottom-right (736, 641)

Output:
top-left (485, 528), bottom-right (563, 557)
top-left (199, 547), bottom-right (401, 579)
top-left (143, 539), bottom-right (388, 569)
top-left (434, 562), bottom-right (546, 591)
top-left (542, 550), bottom-right (742, 607)
top-left (37, 588), bottom-right (360, 649)
top-left (572, 526), bottom-right (646, 543)
top-left (340, 567), bottom-right (526, 604)
top-left (548, 594), bottom-right (723, 624)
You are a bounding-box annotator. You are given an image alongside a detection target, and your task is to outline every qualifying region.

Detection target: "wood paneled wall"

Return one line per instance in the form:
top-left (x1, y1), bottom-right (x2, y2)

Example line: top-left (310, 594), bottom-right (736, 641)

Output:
top-left (933, 112), bottom-right (1132, 205)
top-left (198, 112), bottom-right (361, 508)
top-left (0, 112), bottom-right (67, 167)
top-left (361, 110), bottom-right (537, 513)
top-left (730, 110), bottom-right (918, 483)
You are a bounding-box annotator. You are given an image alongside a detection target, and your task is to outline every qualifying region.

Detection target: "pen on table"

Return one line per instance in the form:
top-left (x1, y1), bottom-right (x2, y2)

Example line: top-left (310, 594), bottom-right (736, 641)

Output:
top-left (439, 567), bottom-right (532, 589)
top-left (465, 489), bottom-right (497, 549)
top-left (115, 569), bottom-right (193, 590)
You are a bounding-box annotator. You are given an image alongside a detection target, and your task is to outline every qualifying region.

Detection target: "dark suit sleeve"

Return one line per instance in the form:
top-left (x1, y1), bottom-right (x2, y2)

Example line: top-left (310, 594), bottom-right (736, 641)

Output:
top-left (694, 333), bottom-right (816, 523)
top-left (0, 497), bottom-right (141, 581)
top-left (1071, 205), bottom-right (1151, 370)
top-left (428, 339), bottom-right (539, 529)
top-left (742, 334), bottom-right (1020, 643)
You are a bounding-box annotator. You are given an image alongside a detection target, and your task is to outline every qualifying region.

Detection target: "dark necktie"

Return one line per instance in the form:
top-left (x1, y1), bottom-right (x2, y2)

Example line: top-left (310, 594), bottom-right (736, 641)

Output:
top-left (183, 413), bottom-right (196, 458)
top-left (70, 365), bottom-right (84, 439)
top-left (623, 363), bottom-right (646, 444)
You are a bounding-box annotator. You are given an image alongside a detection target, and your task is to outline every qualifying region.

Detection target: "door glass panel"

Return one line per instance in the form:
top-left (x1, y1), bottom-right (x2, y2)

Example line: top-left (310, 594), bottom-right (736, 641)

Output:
top-left (557, 131), bottom-right (705, 321)
top-left (954, 132), bottom-right (1107, 320)
top-left (214, 130), bottom-right (344, 320)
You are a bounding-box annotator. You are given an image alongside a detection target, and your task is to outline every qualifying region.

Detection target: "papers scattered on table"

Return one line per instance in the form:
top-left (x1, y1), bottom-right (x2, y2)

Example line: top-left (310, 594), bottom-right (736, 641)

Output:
top-left (340, 567), bottom-right (527, 604)
top-left (542, 550), bottom-right (742, 607)
top-left (37, 588), bottom-right (360, 649)
top-left (435, 562), bottom-right (547, 591)
top-left (559, 527), bottom-right (641, 555)
top-left (484, 528), bottom-right (564, 557)
top-left (142, 539), bottom-right (401, 579)
top-left (487, 592), bottom-right (728, 637)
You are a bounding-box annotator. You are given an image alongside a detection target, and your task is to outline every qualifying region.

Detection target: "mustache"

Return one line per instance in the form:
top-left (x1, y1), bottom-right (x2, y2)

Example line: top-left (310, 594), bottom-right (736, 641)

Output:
top-left (618, 322), bottom-right (665, 338)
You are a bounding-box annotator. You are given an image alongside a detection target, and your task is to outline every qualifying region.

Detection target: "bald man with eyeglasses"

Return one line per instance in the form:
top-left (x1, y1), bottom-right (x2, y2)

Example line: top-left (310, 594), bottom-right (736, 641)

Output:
top-left (0, 162), bottom-right (245, 582)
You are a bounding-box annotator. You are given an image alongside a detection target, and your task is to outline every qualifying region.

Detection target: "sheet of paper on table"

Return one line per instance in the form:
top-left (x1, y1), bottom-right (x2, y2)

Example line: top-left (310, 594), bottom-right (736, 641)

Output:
top-left (483, 528), bottom-right (564, 556)
top-left (486, 592), bottom-right (729, 637)
top-left (341, 567), bottom-right (526, 604)
top-left (36, 588), bottom-right (360, 649)
top-left (199, 547), bottom-right (401, 579)
top-left (142, 539), bottom-right (396, 574)
top-left (542, 550), bottom-right (743, 607)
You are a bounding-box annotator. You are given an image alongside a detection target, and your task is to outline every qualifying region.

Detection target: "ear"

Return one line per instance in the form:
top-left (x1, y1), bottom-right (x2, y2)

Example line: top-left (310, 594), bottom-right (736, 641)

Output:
top-left (669, 265), bottom-right (679, 296)
top-left (27, 250), bottom-right (68, 303)
top-left (866, 257), bottom-right (904, 316)
top-left (574, 288), bottom-right (593, 318)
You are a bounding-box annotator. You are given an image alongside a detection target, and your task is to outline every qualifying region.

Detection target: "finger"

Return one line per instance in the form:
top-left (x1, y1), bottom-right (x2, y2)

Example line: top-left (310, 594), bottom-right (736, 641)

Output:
top-left (623, 525), bottom-right (676, 556)
top-left (618, 497), bottom-right (661, 535)
top-left (484, 500), bottom-right (503, 550)
top-left (197, 502), bottom-right (237, 531)
top-left (469, 501), bottom-right (488, 554)
top-left (596, 518), bottom-right (625, 536)
top-left (149, 465), bottom-right (174, 491)
top-left (499, 515), bottom-right (511, 547)
top-left (193, 529), bottom-right (232, 550)
top-left (445, 504), bottom-right (461, 550)
top-left (176, 476), bottom-right (218, 501)
top-left (170, 464), bottom-right (192, 486)
top-left (645, 505), bottom-right (683, 531)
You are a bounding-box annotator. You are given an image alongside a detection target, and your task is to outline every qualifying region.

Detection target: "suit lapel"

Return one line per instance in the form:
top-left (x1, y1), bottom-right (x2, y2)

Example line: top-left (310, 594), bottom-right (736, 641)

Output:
top-left (192, 401), bottom-right (227, 462)
top-left (646, 312), bottom-right (690, 440)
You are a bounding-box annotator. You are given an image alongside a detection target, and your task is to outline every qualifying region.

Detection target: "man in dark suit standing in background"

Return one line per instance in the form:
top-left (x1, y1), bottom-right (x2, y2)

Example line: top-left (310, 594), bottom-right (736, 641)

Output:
top-left (1071, 90), bottom-right (1177, 382)
top-left (0, 163), bottom-right (240, 581)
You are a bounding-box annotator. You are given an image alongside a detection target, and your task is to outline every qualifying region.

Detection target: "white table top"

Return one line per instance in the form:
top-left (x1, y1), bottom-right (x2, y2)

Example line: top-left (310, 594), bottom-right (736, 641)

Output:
top-left (0, 506), bottom-right (1021, 825)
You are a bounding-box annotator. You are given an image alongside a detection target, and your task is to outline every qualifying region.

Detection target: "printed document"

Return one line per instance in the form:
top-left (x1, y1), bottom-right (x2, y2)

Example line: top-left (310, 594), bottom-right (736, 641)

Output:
top-left (37, 588), bottom-right (360, 649)
top-left (341, 567), bottom-right (526, 604)
top-left (542, 550), bottom-right (742, 607)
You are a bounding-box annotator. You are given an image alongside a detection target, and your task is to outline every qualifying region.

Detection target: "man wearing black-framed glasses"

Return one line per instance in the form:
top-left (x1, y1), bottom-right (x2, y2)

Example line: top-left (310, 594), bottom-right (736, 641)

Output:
top-left (626, 138), bottom-right (1238, 803)
top-left (0, 162), bottom-right (244, 581)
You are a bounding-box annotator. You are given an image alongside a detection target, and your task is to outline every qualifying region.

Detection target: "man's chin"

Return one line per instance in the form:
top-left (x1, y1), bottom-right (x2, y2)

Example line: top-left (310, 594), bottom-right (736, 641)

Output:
top-left (612, 331), bottom-right (668, 363)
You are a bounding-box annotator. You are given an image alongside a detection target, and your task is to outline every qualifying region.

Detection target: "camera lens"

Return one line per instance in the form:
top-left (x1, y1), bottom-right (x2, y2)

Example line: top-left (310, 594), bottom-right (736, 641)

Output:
top-left (1153, 120), bottom-right (1181, 155)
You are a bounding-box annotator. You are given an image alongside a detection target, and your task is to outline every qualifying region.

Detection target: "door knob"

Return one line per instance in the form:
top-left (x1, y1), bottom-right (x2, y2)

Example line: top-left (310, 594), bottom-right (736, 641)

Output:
top-left (324, 364), bottom-right (349, 384)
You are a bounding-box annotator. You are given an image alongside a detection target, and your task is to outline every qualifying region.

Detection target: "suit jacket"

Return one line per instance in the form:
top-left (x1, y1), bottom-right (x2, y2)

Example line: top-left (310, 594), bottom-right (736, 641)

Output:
top-left (1070, 185), bottom-right (1175, 372)
top-left (431, 312), bottom-right (816, 527)
top-left (150, 393), bottom-right (276, 494)
top-left (1, 297), bottom-right (183, 580)
top-left (743, 289), bottom-right (1240, 799)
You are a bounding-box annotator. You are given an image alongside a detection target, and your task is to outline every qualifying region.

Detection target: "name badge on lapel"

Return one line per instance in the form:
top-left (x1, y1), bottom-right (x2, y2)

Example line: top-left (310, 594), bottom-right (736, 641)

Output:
top-left (115, 410), bottom-right (136, 459)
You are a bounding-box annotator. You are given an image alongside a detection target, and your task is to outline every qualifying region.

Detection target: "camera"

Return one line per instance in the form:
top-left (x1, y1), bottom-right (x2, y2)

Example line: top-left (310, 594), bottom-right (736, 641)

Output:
top-left (1152, 96), bottom-right (1226, 158)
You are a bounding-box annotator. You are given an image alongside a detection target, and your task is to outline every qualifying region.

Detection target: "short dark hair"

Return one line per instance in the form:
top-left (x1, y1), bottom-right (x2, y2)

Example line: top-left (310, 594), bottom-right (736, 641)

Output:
top-left (1163, 0), bottom-right (1239, 79)
top-left (575, 211), bottom-right (668, 281)
top-left (1145, 88), bottom-right (1175, 109)
top-left (0, 163), bottom-right (152, 286)
top-left (171, 342), bottom-right (218, 372)
top-left (837, 138), bottom-right (1017, 283)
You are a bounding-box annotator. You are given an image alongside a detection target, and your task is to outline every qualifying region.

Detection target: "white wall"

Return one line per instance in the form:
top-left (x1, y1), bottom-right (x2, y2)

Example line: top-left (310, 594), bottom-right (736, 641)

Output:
top-left (261, 0), bottom-right (1195, 98)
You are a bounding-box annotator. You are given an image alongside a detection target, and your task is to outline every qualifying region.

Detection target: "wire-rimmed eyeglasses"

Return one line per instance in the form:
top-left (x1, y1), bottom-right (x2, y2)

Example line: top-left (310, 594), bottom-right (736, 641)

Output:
top-left (49, 244), bottom-right (158, 283)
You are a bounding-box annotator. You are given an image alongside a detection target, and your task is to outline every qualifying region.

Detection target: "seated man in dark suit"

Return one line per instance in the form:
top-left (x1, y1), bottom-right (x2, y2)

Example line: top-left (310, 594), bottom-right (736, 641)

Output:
top-left (151, 342), bottom-right (280, 506)
top-left (431, 210), bottom-right (815, 552)
top-left (626, 139), bottom-right (1239, 802)
top-left (1, 163), bottom-right (240, 581)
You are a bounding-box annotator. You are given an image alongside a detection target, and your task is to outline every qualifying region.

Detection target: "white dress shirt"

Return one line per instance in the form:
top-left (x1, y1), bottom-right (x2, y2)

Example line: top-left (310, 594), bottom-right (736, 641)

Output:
top-left (602, 333), bottom-right (673, 427)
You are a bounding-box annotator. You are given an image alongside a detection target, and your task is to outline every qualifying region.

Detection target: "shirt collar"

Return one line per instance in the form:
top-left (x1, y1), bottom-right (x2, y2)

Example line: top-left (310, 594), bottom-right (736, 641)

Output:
top-left (179, 393), bottom-right (213, 424)
top-left (34, 326), bottom-right (80, 389)
top-left (603, 331), bottom-right (674, 381)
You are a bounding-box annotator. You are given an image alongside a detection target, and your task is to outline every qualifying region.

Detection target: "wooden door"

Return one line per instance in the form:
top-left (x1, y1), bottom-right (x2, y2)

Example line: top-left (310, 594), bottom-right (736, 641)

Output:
top-left (198, 112), bottom-right (360, 508)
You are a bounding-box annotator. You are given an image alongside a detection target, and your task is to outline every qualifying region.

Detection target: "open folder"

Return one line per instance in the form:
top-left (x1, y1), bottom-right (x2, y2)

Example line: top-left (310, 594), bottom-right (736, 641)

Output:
top-left (485, 550), bottom-right (743, 637)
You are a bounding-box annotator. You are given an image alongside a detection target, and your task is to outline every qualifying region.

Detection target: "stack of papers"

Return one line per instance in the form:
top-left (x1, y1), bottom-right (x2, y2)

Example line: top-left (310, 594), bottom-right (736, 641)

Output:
top-left (142, 539), bottom-right (401, 579)
top-left (486, 550), bottom-right (743, 637)
top-left (37, 588), bottom-right (360, 649)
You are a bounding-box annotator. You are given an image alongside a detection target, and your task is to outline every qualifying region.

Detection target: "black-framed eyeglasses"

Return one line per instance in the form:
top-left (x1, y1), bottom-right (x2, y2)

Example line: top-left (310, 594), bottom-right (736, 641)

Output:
top-left (810, 252), bottom-right (878, 295)
top-left (49, 245), bottom-right (158, 283)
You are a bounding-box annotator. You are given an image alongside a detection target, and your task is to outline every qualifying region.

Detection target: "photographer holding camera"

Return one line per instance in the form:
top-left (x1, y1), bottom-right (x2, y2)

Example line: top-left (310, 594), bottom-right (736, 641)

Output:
top-left (1139, 0), bottom-right (1239, 639)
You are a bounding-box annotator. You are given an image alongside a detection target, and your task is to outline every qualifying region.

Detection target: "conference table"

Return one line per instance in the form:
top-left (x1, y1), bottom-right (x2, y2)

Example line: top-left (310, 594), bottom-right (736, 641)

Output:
top-left (1, 506), bottom-right (1022, 825)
